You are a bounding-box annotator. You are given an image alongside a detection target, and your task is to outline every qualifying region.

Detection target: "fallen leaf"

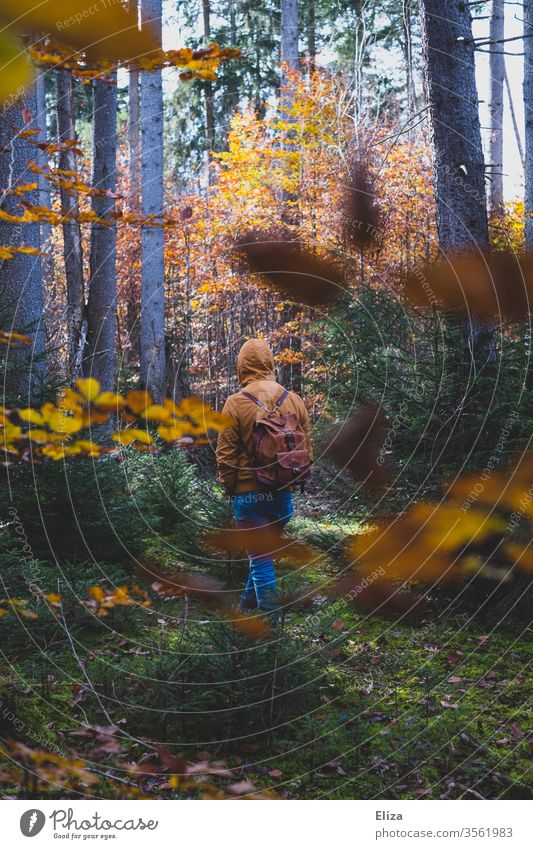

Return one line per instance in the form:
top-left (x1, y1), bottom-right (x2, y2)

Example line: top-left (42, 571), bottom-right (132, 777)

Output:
top-left (344, 162), bottom-right (380, 249)
top-left (325, 404), bottom-right (388, 490)
top-left (234, 231), bottom-right (343, 306)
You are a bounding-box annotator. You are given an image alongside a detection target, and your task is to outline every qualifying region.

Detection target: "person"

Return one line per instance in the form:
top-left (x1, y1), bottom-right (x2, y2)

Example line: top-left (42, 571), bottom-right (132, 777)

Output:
top-left (216, 338), bottom-right (313, 613)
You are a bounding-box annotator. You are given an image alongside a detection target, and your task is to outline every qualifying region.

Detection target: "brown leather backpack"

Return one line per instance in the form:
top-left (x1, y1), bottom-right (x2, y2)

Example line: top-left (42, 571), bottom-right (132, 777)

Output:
top-left (240, 388), bottom-right (312, 490)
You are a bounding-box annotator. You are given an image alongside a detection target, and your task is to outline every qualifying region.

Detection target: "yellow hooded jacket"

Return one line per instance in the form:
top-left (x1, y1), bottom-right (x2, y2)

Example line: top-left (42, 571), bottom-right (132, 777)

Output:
top-left (215, 339), bottom-right (313, 494)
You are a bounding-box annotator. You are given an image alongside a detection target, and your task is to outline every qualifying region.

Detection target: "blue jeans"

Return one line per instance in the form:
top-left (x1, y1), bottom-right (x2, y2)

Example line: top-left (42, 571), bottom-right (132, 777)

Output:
top-left (232, 489), bottom-right (293, 612)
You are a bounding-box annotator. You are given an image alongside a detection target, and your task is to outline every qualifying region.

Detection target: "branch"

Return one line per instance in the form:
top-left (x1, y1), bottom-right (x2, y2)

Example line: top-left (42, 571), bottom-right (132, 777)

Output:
top-left (472, 33), bottom-right (533, 47)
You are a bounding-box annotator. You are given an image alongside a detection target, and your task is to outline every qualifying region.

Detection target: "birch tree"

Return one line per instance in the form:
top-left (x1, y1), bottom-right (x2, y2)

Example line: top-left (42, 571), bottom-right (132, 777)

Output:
top-left (84, 76), bottom-right (118, 392)
top-left (140, 0), bottom-right (166, 400)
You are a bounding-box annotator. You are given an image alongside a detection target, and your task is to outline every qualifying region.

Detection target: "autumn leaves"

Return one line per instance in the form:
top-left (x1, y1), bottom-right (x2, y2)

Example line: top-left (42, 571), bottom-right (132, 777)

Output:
top-left (0, 376), bottom-right (233, 459)
top-left (0, 0), bottom-right (240, 107)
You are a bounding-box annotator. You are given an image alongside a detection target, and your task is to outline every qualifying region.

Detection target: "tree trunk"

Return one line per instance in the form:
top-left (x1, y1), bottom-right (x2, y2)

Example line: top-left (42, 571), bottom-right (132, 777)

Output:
top-left (202, 0), bottom-right (216, 173)
top-left (35, 70), bottom-right (54, 285)
top-left (279, 0), bottom-right (301, 390)
top-left (140, 0), bottom-right (166, 400)
top-left (524, 0), bottom-right (533, 251)
top-left (489, 0), bottom-right (505, 214)
top-left (419, 0), bottom-right (489, 253)
top-left (420, 0), bottom-right (493, 458)
top-left (306, 0), bottom-right (316, 70)
top-left (281, 0), bottom-right (299, 96)
top-left (56, 69), bottom-right (85, 378)
top-left (128, 0), bottom-right (141, 209)
top-left (0, 86), bottom-right (45, 401)
top-left (128, 68), bottom-right (141, 209)
top-left (84, 76), bottom-right (118, 392)
top-left (402, 0), bottom-right (415, 126)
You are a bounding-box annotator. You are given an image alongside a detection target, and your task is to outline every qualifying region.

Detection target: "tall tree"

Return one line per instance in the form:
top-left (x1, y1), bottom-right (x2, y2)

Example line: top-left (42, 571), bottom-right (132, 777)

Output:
top-left (488, 0), bottom-right (505, 214)
top-left (305, 0), bottom-right (316, 69)
top-left (279, 0), bottom-right (301, 389)
top-left (0, 86), bottom-right (45, 400)
top-left (56, 69), bottom-right (85, 377)
top-left (35, 69), bottom-right (54, 285)
top-left (420, 0), bottom-right (493, 455)
top-left (281, 0), bottom-right (299, 95)
top-left (402, 0), bottom-right (415, 125)
top-left (140, 0), bottom-right (166, 400)
top-left (128, 0), bottom-right (141, 210)
top-left (525, 0), bottom-right (533, 251)
top-left (202, 0), bottom-right (216, 163)
top-left (83, 76), bottom-right (118, 391)
top-left (419, 0), bottom-right (489, 253)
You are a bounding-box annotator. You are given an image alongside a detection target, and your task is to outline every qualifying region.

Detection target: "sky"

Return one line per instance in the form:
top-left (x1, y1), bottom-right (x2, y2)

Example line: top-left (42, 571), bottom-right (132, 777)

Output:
top-left (474, 3), bottom-right (525, 200)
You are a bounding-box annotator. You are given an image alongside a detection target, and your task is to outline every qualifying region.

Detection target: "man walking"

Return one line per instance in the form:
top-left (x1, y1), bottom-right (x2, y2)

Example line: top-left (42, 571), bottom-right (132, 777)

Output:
top-left (216, 339), bottom-right (312, 613)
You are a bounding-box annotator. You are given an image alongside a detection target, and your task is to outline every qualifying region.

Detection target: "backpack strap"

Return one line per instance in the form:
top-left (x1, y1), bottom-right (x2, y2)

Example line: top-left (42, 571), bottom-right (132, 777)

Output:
top-left (274, 389), bottom-right (289, 408)
top-left (241, 391), bottom-right (269, 412)
top-left (241, 388), bottom-right (289, 414)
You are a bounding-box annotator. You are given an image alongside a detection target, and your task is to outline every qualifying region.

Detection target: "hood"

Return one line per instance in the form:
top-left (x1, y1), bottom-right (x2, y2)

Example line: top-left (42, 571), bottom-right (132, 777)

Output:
top-left (237, 339), bottom-right (276, 385)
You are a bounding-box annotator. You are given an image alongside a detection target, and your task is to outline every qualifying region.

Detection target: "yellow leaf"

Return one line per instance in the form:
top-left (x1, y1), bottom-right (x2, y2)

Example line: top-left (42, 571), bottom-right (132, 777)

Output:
top-left (41, 444), bottom-right (68, 459)
top-left (26, 428), bottom-right (52, 443)
top-left (178, 396), bottom-right (210, 417)
top-left (72, 439), bottom-right (102, 456)
top-left (18, 408), bottom-right (43, 424)
top-left (44, 593), bottom-right (61, 604)
top-left (2, 423), bottom-right (21, 441)
top-left (94, 391), bottom-right (126, 411)
top-left (59, 388), bottom-right (84, 412)
top-left (157, 422), bottom-right (188, 441)
top-left (126, 389), bottom-right (152, 414)
top-left (0, 29), bottom-right (32, 105)
top-left (88, 585), bottom-right (105, 602)
top-left (0, 1), bottom-right (157, 63)
top-left (112, 428), bottom-right (153, 446)
top-left (41, 405), bottom-right (83, 435)
top-left (0, 330), bottom-right (33, 345)
top-left (142, 404), bottom-right (171, 422)
top-left (76, 377), bottom-right (100, 401)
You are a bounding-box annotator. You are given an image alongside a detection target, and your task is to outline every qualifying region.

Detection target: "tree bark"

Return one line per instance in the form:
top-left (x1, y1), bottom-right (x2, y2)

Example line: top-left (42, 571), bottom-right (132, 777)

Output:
top-left (35, 70), bottom-right (54, 285)
top-left (140, 0), bottom-right (166, 400)
top-left (56, 69), bottom-right (85, 378)
top-left (128, 67), bottom-right (141, 209)
top-left (489, 0), bottom-right (505, 214)
top-left (306, 0), bottom-right (316, 70)
top-left (402, 0), bottom-right (415, 127)
top-left (524, 0), bottom-right (533, 250)
top-left (202, 0), bottom-right (216, 173)
top-left (0, 86), bottom-right (45, 401)
top-left (419, 0), bottom-right (489, 253)
top-left (420, 0), bottom-right (493, 455)
top-left (279, 0), bottom-right (301, 390)
top-left (84, 76), bottom-right (118, 392)
top-left (128, 0), bottom-right (141, 209)
top-left (281, 0), bottom-right (299, 96)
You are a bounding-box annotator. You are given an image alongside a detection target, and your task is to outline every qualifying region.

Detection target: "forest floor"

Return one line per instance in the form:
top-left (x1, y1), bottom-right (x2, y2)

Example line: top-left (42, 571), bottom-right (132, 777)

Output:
top-left (1, 511), bottom-right (531, 801)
